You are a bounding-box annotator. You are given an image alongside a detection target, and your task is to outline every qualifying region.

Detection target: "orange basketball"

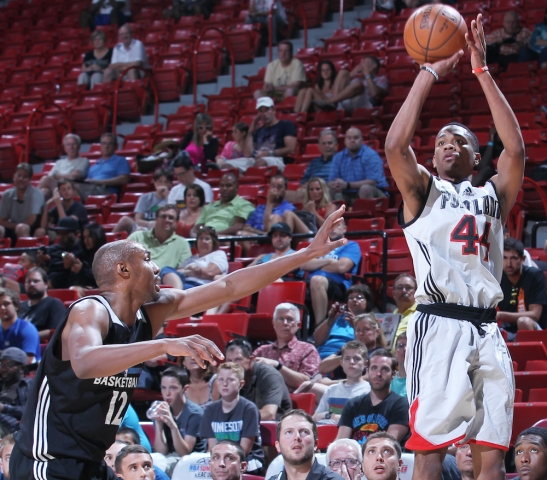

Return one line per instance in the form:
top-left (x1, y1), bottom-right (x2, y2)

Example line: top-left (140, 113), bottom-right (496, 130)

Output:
top-left (404, 4), bottom-right (468, 65)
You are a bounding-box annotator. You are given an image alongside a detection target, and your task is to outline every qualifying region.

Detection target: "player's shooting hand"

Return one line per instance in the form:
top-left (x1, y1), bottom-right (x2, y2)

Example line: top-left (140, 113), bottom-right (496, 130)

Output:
top-left (466, 13), bottom-right (487, 70)
top-left (165, 334), bottom-right (224, 368)
top-left (306, 205), bottom-right (347, 259)
top-left (425, 49), bottom-right (464, 78)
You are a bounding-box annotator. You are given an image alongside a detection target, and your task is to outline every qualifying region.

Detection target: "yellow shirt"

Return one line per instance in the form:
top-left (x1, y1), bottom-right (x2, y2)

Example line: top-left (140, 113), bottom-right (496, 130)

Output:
top-left (391, 302), bottom-right (417, 352)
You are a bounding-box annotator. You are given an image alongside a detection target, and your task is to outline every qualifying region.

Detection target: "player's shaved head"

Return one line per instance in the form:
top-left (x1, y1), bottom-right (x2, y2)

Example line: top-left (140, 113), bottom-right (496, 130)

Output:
top-left (92, 240), bottom-right (145, 288)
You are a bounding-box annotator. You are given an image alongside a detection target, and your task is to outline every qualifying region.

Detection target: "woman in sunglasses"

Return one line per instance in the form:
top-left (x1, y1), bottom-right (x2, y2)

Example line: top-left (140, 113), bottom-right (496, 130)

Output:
top-left (179, 113), bottom-right (219, 174)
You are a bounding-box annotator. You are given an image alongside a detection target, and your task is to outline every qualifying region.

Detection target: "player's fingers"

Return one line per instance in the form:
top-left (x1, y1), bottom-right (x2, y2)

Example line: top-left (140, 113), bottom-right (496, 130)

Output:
top-left (182, 341), bottom-right (207, 368)
top-left (331, 238), bottom-right (348, 249)
top-left (189, 335), bottom-right (224, 365)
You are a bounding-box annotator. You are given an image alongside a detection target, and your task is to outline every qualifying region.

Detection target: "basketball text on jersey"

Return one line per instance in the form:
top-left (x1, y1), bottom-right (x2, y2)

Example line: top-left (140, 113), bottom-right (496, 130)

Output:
top-left (93, 375), bottom-right (139, 388)
top-left (439, 187), bottom-right (501, 219)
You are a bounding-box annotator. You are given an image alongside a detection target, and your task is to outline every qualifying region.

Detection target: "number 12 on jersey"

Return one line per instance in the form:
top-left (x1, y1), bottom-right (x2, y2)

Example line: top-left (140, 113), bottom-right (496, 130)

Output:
top-left (105, 390), bottom-right (128, 425)
top-left (450, 215), bottom-right (491, 261)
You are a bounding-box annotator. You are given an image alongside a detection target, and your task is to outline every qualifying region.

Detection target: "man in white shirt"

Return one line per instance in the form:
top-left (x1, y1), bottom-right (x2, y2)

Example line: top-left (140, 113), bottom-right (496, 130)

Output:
top-left (103, 24), bottom-right (148, 82)
top-left (168, 154), bottom-right (213, 205)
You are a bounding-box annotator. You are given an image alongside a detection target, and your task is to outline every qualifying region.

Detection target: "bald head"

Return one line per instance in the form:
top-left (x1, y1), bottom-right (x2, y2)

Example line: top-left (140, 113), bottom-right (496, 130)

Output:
top-left (503, 11), bottom-right (520, 35)
top-left (92, 240), bottom-right (144, 288)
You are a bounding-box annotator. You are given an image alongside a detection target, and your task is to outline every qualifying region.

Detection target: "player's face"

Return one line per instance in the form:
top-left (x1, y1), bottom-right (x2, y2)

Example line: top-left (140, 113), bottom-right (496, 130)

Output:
top-left (362, 438), bottom-right (401, 480)
top-left (368, 356), bottom-right (395, 393)
top-left (341, 348), bottom-right (366, 378)
top-left (515, 434), bottom-right (547, 480)
top-left (319, 134), bottom-right (337, 159)
top-left (0, 443), bottom-right (13, 480)
top-left (434, 125), bottom-right (477, 182)
top-left (503, 249), bottom-right (524, 277)
top-left (132, 247), bottom-right (161, 303)
top-left (275, 415), bottom-right (316, 466)
top-left (455, 444), bottom-right (474, 476)
top-left (271, 231), bottom-right (291, 252)
top-left (105, 442), bottom-right (126, 470)
top-left (117, 453), bottom-right (155, 480)
top-left (216, 369), bottom-right (242, 400)
top-left (273, 308), bottom-right (300, 341)
top-left (155, 209), bottom-right (177, 236)
top-left (328, 444), bottom-right (362, 480)
top-left (160, 375), bottom-right (184, 407)
top-left (210, 443), bottom-right (246, 480)
top-left (0, 295), bottom-right (17, 323)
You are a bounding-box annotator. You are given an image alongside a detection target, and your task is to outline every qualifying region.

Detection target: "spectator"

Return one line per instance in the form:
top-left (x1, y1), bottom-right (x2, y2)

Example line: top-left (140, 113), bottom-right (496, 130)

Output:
top-left (113, 169), bottom-right (173, 235)
top-left (18, 267), bottom-right (65, 341)
top-left (314, 56), bottom-right (388, 115)
top-left (498, 237), bottom-right (547, 340)
top-left (485, 11), bottom-right (533, 70)
top-left (151, 367), bottom-right (206, 476)
top-left (315, 284), bottom-right (374, 360)
top-left (128, 204), bottom-right (191, 270)
top-left (210, 440), bottom-right (248, 480)
top-left (253, 302), bottom-right (321, 392)
top-left (224, 339), bottom-right (292, 421)
top-left (176, 184), bottom-right (206, 238)
top-left (254, 41), bottom-right (305, 101)
top-left (192, 173), bottom-right (255, 236)
top-left (200, 363), bottom-right (265, 475)
top-left (163, 0), bottom-right (212, 20)
top-left (294, 60), bottom-right (337, 113)
top-left (160, 225), bottom-right (228, 289)
top-left (179, 114), bottom-right (220, 174)
top-left (215, 123), bottom-right (249, 167)
top-left (180, 356), bottom-right (216, 408)
top-left (314, 341), bottom-right (370, 425)
top-left (390, 273), bottom-right (417, 350)
top-left (269, 409), bottom-right (344, 480)
top-left (0, 163), bottom-right (45, 243)
top-left (0, 289), bottom-right (40, 362)
top-left (36, 217), bottom-right (84, 289)
top-left (119, 407), bottom-right (152, 452)
top-left (529, 9), bottom-right (547, 69)
top-left (326, 439), bottom-right (362, 480)
top-left (361, 432), bottom-right (403, 480)
top-left (328, 127), bottom-right (388, 202)
top-left (390, 333), bottom-right (406, 398)
top-left (37, 134), bottom-right (90, 199)
top-left (81, 0), bottom-right (128, 30)
top-left (336, 349), bottom-right (409, 445)
top-left (245, 0), bottom-right (287, 46)
top-left (80, 133), bottom-right (131, 199)
top-left (36, 180), bottom-right (89, 238)
top-left (219, 97), bottom-right (297, 173)
top-left (456, 444), bottom-right (474, 480)
top-left (103, 25), bottom-right (149, 82)
top-left (0, 433), bottom-right (14, 480)
top-left (514, 426), bottom-right (547, 480)
top-left (168, 154), bottom-right (213, 206)
top-left (77, 31), bottom-right (113, 90)
top-left (0, 348), bottom-right (32, 436)
top-left (115, 445), bottom-right (156, 480)
top-left (0, 252), bottom-right (36, 294)
top-left (301, 219), bottom-right (361, 324)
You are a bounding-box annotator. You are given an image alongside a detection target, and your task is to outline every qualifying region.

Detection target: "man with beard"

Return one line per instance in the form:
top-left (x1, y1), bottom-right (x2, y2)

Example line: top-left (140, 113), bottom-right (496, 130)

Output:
top-left (268, 409), bottom-right (343, 480)
top-left (18, 267), bottom-right (66, 340)
top-left (210, 441), bottom-right (248, 480)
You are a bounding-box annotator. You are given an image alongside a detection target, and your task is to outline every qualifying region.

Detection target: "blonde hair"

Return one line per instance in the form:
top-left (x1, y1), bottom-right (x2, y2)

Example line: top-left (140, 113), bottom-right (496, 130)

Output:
top-left (306, 177), bottom-right (332, 209)
top-left (218, 362), bottom-right (244, 381)
top-left (355, 313), bottom-right (387, 349)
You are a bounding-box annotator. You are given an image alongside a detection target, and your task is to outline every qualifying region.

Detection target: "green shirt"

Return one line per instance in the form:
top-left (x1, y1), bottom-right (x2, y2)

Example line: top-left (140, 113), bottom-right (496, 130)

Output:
top-left (128, 229), bottom-right (191, 270)
top-left (196, 195), bottom-right (255, 232)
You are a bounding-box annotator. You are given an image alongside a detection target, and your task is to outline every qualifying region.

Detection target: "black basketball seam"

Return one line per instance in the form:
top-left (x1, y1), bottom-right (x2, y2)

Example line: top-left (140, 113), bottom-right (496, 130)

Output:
top-left (428, 10), bottom-right (464, 53)
top-left (425, 6), bottom-right (442, 63)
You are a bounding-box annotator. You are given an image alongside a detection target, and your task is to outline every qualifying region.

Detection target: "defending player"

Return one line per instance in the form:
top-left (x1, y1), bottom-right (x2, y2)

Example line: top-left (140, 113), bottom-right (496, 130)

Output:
top-left (384, 14), bottom-right (524, 480)
top-left (10, 207), bottom-right (348, 480)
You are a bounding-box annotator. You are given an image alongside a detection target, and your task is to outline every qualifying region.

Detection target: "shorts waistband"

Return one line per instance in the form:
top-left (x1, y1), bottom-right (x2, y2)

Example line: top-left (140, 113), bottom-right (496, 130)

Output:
top-left (417, 303), bottom-right (497, 323)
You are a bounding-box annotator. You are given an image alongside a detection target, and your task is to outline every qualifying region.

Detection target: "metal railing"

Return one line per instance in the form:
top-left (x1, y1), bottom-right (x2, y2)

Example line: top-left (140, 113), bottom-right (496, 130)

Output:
top-left (268, 0), bottom-right (308, 62)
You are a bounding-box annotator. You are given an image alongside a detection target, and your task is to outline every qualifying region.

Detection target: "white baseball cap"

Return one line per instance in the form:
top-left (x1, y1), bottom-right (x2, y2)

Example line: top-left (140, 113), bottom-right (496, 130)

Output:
top-left (256, 97), bottom-right (275, 109)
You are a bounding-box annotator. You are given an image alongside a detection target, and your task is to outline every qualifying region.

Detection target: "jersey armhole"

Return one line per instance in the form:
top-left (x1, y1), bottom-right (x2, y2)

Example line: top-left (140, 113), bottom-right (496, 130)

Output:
top-left (398, 174), bottom-right (434, 229)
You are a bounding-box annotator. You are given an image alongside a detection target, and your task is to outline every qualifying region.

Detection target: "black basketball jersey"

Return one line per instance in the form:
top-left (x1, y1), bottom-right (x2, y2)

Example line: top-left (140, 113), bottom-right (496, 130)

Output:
top-left (15, 296), bottom-right (153, 464)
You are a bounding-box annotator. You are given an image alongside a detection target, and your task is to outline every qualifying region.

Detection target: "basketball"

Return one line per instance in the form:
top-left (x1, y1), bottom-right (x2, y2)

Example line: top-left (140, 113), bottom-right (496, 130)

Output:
top-left (404, 4), bottom-right (468, 65)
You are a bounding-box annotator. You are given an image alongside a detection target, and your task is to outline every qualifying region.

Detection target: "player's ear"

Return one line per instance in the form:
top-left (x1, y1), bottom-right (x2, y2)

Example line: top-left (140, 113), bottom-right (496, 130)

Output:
top-left (474, 152), bottom-right (481, 166)
top-left (116, 262), bottom-right (130, 277)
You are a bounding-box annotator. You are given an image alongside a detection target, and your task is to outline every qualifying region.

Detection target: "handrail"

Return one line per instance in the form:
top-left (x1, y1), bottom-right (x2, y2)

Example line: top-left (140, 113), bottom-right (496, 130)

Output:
top-left (339, 0), bottom-right (345, 30)
top-left (192, 27), bottom-right (236, 105)
top-left (24, 102), bottom-right (71, 164)
top-left (268, 0), bottom-right (308, 62)
top-left (112, 65), bottom-right (159, 136)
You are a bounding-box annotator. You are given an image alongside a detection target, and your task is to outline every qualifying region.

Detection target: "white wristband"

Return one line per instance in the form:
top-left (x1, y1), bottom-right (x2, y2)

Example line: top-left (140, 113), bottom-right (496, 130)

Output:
top-left (420, 65), bottom-right (439, 82)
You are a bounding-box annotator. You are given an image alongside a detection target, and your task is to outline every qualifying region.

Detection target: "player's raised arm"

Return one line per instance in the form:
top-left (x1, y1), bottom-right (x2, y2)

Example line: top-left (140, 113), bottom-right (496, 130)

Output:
top-left (467, 14), bottom-right (525, 221)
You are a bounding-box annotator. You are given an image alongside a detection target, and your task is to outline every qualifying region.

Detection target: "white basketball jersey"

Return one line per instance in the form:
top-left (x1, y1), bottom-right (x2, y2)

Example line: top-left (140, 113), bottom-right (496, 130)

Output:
top-left (402, 176), bottom-right (504, 309)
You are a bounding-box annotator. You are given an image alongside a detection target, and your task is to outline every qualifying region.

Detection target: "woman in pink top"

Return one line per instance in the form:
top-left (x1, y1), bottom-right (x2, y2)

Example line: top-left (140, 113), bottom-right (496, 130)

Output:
top-left (215, 122), bottom-right (249, 167)
top-left (179, 113), bottom-right (219, 173)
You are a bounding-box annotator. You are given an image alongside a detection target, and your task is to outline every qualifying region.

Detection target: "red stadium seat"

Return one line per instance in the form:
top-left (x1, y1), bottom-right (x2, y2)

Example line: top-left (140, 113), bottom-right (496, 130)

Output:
top-left (290, 393), bottom-right (316, 414)
top-left (508, 343), bottom-right (547, 371)
top-left (512, 403), bottom-right (547, 445)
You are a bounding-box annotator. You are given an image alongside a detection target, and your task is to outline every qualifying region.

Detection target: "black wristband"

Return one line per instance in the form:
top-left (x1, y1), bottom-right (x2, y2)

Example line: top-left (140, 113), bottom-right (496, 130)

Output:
top-left (275, 361), bottom-right (283, 371)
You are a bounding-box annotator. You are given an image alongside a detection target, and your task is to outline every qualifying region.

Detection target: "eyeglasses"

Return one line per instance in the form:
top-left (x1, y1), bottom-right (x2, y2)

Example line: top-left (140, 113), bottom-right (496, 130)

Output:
top-left (393, 285), bottom-right (415, 292)
top-left (198, 225), bottom-right (216, 232)
top-left (175, 170), bottom-right (189, 177)
top-left (396, 342), bottom-right (406, 350)
top-left (274, 317), bottom-right (297, 324)
top-left (226, 338), bottom-right (253, 351)
top-left (328, 459), bottom-right (361, 469)
top-left (347, 295), bottom-right (365, 301)
top-left (158, 214), bottom-right (176, 221)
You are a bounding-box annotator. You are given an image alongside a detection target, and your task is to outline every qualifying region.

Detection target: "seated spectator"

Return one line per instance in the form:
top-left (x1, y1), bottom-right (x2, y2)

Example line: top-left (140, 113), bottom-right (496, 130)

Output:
top-left (498, 237), bottom-right (547, 340)
top-left (18, 267), bottom-right (65, 341)
top-left (168, 154), bottom-right (213, 206)
top-left (485, 11), bottom-right (533, 70)
top-left (269, 409), bottom-right (344, 480)
top-left (180, 114), bottom-right (219, 174)
top-left (119, 406), bottom-right (152, 452)
top-left (160, 225), bottom-right (228, 289)
top-left (81, 0), bottom-right (129, 30)
top-left (328, 127), bottom-right (388, 202)
top-left (301, 219), bottom-right (361, 324)
top-left (150, 367), bottom-right (206, 477)
top-left (77, 31), bottom-right (113, 90)
top-left (37, 134), bottom-right (90, 199)
top-left (514, 426), bottom-right (547, 480)
top-left (199, 363), bottom-right (265, 475)
top-left (294, 60), bottom-right (337, 113)
top-left (336, 349), bottom-right (409, 445)
top-left (224, 339), bottom-right (292, 421)
top-left (0, 289), bottom-right (40, 362)
top-left (314, 56), bottom-right (388, 115)
top-left (128, 204), bottom-right (191, 270)
top-left (36, 217), bottom-right (84, 289)
top-left (0, 433), bottom-right (14, 480)
top-left (456, 444), bottom-right (474, 480)
top-left (361, 432), bottom-right (403, 480)
top-left (529, 9), bottom-right (547, 69)
top-left (315, 284), bottom-right (374, 360)
top-left (326, 439), bottom-right (363, 480)
top-left (36, 180), bottom-right (89, 238)
top-left (210, 440), bottom-right (248, 480)
top-left (0, 348), bottom-right (33, 436)
top-left (390, 333), bottom-right (406, 398)
top-left (176, 184), bottom-right (205, 238)
top-left (0, 252), bottom-right (36, 294)
top-left (103, 25), bottom-right (149, 82)
top-left (215, 123), bottom-right (249, 167)
top-left (0, 164), bottom-right (45, 243)
top-left (245, 0), bottom-right (287, 46)
top-left (192, 173), bottom-right (255, 236)
top-left (254, 41), bottom-right (305, 101)
top-left (253, 303), bottom-right (321, 392)
top-left (79, 133), bottom-right (131, 199)
top-left (314, 341), bottom-right (370, 425)
top-left (218, 97), bottom-right (297, 173)
top-left (114, 445), bottom-right (156, 480)
top-left (180, 356), bottom-right (216, 408)
top-left (113, 169), bottom-right (173, 235)
top-left (390, 274), bottom-right (417, 351)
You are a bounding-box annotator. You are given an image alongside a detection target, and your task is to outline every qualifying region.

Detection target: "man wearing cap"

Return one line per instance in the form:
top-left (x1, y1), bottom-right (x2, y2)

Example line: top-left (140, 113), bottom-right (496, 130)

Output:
top-left (36, 217), bottom-right (85, 289)
top-left (0, 347), bottom-right (32, 437)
